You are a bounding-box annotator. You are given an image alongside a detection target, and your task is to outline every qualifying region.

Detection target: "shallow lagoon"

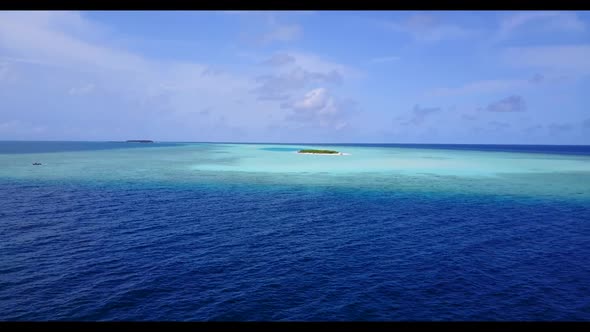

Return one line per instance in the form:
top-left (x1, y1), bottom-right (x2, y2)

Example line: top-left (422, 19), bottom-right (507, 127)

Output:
top-left (1, 142), bottom-right (589, 200)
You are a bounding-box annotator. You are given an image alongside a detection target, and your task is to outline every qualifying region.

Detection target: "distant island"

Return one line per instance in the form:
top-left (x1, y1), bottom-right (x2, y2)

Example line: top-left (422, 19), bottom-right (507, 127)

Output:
top-left (297, 149), bottom-right (344, 155)
top-left (126, 140), bottom-right (154, 143)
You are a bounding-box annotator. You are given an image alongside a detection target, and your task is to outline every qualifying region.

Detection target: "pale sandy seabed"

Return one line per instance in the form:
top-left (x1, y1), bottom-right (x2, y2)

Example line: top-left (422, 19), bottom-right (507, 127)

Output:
top-left (0, 143), bottom-right (589, 200)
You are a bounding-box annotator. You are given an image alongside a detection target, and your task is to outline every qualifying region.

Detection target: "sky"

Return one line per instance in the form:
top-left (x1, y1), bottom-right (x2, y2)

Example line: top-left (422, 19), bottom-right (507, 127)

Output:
top-left (0, 10), bottom-right (589, 144)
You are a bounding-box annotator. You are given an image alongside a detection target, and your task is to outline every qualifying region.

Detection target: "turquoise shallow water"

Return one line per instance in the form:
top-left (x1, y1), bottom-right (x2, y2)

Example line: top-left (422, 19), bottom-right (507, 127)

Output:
top-left (1, 142), bottom-right (589, 200)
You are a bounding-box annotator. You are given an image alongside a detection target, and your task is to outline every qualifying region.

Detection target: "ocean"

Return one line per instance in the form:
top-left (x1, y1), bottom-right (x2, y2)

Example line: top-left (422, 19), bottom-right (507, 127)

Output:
top-left (0, 141), bottom-right (589, 321)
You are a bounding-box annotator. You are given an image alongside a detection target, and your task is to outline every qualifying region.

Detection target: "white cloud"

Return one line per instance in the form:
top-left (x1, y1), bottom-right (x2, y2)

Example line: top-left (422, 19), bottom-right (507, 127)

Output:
top-left (380, 14), bottom-right (474, 43)
top-left (250, 50), bottom-right (363, 82)
top-left (0, 11), bottom-right (148, 73)
top-left (254, 67), bottom-right (342, 101)
top-left (502, 45), bottom-right (590, 74)
top-left (429, 80), bottom-right (519, 97)
top-left (253, 51), bottom-right (362, 102)
top-left (0, 11), bottom-right (363, 141)
top-left (496, 11), bottom-right (585, 41)
top-left (368, 56), bottom-right (400, 64)
top-left (426, 72), bottom-right (556, 98)
top-left (427, 79), bottom-right (527, 98)
top-left (283, 51), bottom-right (364, 80)
top-left (281, 88), bottom-right (354, 130)
top-left (398, 105), bottom-right (441, 126)
top-left (263, 53), bottom-right (296, 66)
top-left (486, 95), bottom-right (526, 113)
top-left (0, 56), bottom-right (55, 66)
top-left (247, 13), bottom-right (304, 46)
top-left (0, 11), bottom-right (280, 140)
top-left (259, 24), bottom-right (302, 45)
top-left (291, 88), bottom-right (331, 111)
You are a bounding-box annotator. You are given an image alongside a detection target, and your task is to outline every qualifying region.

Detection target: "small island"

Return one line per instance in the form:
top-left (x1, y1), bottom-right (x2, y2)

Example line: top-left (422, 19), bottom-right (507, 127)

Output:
top-left (126, 140), bottom-right (154, 143)
top-left (297, 149), bottom-right (344, 155)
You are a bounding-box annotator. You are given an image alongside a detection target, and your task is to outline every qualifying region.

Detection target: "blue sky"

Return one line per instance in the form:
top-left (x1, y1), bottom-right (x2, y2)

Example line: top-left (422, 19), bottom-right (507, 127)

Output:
top-left (0, 10), bottom-right (589, 144)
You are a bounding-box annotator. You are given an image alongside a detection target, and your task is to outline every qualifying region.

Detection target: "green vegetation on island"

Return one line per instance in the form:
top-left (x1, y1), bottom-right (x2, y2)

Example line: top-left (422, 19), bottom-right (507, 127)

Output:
top-left (298, 149), bottom-right (340, 154)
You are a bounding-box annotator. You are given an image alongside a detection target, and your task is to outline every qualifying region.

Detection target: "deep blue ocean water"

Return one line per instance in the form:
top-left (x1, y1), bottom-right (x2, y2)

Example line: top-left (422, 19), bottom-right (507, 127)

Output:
top-left (235, 142), bottom-right (590, 156)
top-left (0, 141), bottom-right (181, 154)
top-left (1, 142), bottom-right (589, 321)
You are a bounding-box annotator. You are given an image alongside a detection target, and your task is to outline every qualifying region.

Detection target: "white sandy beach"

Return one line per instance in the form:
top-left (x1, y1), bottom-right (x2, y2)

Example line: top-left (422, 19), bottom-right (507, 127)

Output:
top-left (296, 152), bottom-right (351, 156)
